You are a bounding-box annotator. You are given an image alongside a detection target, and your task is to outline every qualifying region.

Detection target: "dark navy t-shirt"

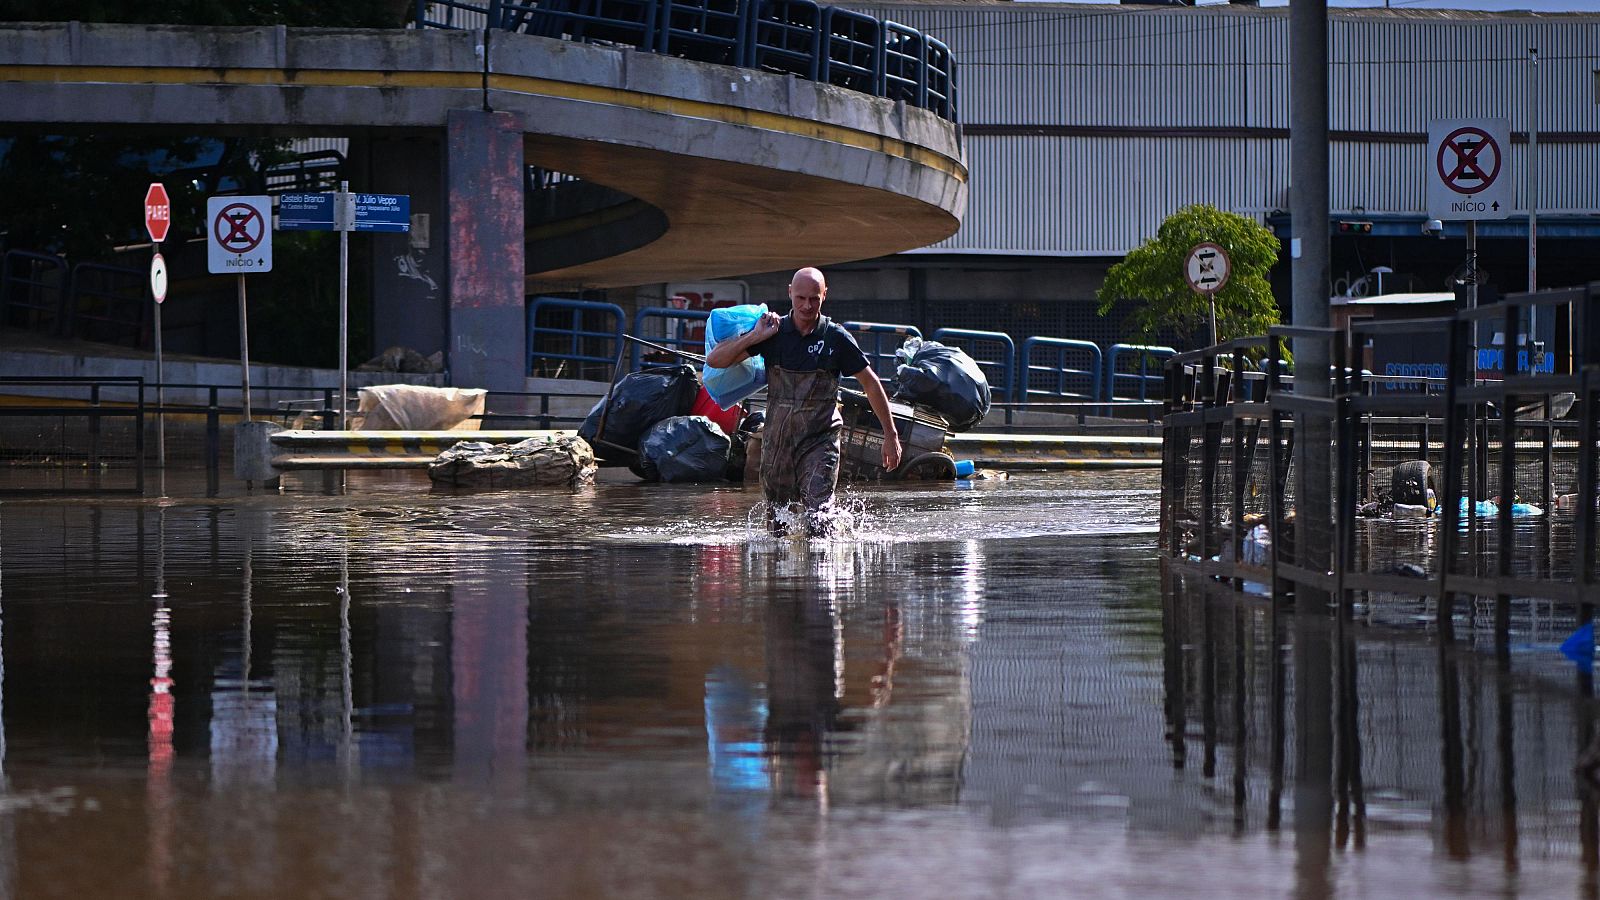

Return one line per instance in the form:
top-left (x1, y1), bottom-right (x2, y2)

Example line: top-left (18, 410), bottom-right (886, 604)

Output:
top-left (748, 315), bottom-right (869, 377)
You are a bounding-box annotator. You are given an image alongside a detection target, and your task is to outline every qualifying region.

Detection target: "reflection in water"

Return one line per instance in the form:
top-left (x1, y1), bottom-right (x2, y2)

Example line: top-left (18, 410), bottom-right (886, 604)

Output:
top-left (1162, 567), bottom-right (1600, 895)
top-left (147, 508), bottom-right (174, 895)
top-left (209, 528), bottom-right (277, 787)
top-left (3, 471), bottom-right (1600, 894)
top-left (763, 582), bottom-right (842, 807)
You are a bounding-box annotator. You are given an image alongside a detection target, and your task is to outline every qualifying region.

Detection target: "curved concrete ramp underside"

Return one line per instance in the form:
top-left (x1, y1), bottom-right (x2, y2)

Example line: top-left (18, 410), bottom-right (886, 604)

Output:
top-left (0, 22), bottom-right (967, 289)
top-left (523, 135), bottom-right (956, 288)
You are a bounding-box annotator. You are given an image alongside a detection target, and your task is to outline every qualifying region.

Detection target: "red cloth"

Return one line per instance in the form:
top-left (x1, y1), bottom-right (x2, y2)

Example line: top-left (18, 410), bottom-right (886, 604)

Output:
top-left (691, 386), bottom-right (742, 435)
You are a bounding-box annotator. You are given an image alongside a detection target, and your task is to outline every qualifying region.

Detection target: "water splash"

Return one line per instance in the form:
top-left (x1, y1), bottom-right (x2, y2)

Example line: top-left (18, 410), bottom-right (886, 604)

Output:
top-left (747, 493), bottom-right (876, 544)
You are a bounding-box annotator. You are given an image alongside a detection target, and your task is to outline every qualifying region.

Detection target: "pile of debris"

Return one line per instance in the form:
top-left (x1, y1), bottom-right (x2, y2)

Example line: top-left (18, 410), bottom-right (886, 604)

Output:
top-left (428, 435), bottom-right (597, 489)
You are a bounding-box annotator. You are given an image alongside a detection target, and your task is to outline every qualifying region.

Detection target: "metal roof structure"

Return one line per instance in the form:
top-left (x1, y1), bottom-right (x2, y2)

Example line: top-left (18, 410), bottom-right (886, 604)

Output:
top-left (849, 2), bottom-right (1600, 257)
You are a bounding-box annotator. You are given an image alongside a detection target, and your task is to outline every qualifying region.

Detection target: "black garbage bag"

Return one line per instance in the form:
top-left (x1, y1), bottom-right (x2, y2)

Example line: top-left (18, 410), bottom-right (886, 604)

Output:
top-left (579, 365), bottom-right (699, 463)
top-left (637, 416), bottom-right (732, 483)
top-left (892, 341), bottom-right (991, 432)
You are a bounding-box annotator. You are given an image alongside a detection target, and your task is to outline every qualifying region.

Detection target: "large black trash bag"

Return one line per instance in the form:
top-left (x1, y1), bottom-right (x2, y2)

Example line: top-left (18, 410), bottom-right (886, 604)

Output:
top-left (579, 365), bottom-right (699, 463)
top-left (637, 416), bottom-right (731, 483)
top-left (892, 341), bottom-right (991, 432)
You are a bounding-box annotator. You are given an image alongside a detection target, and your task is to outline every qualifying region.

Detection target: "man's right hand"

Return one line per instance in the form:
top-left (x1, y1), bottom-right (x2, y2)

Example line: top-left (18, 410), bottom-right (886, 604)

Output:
top-left (750, 311), bottom-right (780, 340)
top-left (708, 310), bottom-right (781, 369)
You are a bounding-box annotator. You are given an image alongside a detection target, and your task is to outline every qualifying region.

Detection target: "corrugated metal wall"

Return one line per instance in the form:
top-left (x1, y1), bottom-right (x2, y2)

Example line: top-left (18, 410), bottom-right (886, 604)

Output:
top-left (851, 3), bottom-right (1600, 256)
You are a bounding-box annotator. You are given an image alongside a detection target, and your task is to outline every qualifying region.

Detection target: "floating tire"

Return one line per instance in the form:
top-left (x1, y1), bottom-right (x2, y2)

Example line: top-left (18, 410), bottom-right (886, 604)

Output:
top-left (1391, 459), bottom-right (1433, 507)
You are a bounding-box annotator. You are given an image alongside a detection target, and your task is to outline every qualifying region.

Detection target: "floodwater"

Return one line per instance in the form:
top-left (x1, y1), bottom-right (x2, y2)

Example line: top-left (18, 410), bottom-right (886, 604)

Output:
top-left (0, 469), bottom-right (1598, 898)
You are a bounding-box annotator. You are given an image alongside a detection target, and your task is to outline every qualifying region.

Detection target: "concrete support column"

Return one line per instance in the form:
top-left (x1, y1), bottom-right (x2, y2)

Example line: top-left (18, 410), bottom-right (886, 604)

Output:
top-left (446, 108), bottom-right (526, 392)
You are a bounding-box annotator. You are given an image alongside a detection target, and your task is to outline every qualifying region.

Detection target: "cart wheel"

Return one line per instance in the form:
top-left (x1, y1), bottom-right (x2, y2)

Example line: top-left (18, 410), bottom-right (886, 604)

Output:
top-left (900, 451), bottom-right (957, 481)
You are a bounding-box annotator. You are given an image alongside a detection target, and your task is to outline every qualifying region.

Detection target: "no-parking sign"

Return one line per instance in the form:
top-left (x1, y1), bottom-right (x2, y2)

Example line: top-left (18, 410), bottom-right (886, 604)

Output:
top-left (206, 195), bottom-right (273, 273)
top-left (1427, 118), bottom-right (1511, 221)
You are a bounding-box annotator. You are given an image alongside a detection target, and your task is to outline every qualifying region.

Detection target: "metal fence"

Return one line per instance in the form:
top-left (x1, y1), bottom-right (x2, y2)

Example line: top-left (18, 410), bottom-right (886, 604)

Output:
top-left (413, 0), bottom-right (958, 122)
top-left (524, 306), bottom-right (1165, 412)
top-left (0, 377), bottom-right (145, 495)
top-left (1160, 284), bottom-right (1600, 651)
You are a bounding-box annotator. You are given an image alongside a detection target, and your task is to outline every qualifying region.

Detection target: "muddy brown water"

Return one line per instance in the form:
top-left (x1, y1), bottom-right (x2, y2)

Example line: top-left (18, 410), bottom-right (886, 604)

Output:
top-left (0, 469), bottom-right (1596, 898)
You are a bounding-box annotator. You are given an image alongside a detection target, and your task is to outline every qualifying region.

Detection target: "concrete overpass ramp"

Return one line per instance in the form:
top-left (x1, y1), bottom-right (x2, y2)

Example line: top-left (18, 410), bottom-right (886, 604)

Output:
top-left (0, 21), bottom-right (966, 387)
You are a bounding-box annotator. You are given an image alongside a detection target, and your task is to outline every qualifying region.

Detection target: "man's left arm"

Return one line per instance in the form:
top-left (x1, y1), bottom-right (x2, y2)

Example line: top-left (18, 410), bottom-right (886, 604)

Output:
top-left (852, 366), bottom-right (902, 472)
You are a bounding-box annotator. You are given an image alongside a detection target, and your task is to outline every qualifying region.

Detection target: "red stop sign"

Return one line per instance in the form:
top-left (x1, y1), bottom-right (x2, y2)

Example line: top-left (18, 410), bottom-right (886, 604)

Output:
top-left (144, 182), bottom-right (171, 244)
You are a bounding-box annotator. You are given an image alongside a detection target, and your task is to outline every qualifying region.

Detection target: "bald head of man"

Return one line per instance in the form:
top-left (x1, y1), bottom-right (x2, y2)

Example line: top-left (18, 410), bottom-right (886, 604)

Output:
top-left (788, 267), bottom-right (828, 334)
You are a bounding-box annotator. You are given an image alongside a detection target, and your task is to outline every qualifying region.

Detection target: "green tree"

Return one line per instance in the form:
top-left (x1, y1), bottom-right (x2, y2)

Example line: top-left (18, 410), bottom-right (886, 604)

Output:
top-left (1096, 204), bottom-right (1282, 349)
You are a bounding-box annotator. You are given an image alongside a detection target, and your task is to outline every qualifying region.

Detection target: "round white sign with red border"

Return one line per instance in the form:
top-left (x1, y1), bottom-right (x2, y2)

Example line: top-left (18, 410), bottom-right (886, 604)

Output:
top-left (1184, 242), bottom-right (1231, 295)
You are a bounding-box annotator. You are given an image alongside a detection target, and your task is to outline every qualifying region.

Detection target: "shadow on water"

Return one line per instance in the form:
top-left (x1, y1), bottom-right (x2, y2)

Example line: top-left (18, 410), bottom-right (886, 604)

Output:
top-left (0, 469), bottom-right (1597, 895)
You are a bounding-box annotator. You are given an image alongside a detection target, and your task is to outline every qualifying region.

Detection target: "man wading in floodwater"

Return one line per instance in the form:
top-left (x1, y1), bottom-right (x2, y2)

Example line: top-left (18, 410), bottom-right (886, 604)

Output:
top-left (707, 267), bottom-right (902, 536)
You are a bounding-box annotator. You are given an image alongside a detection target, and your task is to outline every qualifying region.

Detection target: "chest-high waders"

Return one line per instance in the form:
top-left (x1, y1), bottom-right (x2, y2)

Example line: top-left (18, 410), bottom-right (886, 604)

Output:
top-left (760, 365), bottom-right (843, 537)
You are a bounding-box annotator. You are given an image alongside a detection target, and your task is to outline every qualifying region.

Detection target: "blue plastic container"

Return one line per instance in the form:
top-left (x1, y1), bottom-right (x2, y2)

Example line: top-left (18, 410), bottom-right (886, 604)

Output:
top-left (954, 459), bottom-right (975, 478)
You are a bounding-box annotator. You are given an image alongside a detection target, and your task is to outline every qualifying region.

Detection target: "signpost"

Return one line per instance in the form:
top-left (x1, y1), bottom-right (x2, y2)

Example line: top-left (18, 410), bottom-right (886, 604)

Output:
top-left (144, 183), bottom-right (171, 476)
top-left (1184, 242), bottom-right (1231, 347)
top-left (207, 195), bottom-right (273, 424)
top-left (276, 185), bottom-right (410, 430)
top-left (1428, 118), bottom-right (1510, 314)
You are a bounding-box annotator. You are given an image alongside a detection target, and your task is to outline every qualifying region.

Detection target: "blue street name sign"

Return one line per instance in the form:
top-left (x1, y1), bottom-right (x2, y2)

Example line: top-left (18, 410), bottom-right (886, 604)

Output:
top-left (352, 193), bottom-right (410, 233)
top-left (278, 193), bottom-right (335, 230)
top-left (276, 192), bottom-right (410, 233)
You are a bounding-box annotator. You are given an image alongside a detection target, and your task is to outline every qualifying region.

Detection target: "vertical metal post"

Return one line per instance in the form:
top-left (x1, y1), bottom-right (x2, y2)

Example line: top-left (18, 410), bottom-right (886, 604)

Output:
top-left (237, 275), bottom-right (252, 422)
top-left (134, 378), bottom-right (145, 496)
top-left (1467, 221), bottom-right (1479, 311)
top-left (1290, 0), bottom-right (1332, 611)
top-left (1200, 352), bottom-right (1218, 562)
top-left (338, 181), bottom-right (352, 428)
top-left (88, 383), bottom-right (101, 471)
top-left (1496, 301), bottom-right (1518, 654)
top-left (1267, 336), bottom-right (1286, 602)
top-left (206, 387), bottom-right (220, 498)
top-left (1439, 319), bottom-right (1469, 643)
top-left (1231, 348), bottom-right (1247, 589)
top-left (1528, 46), bottom-right (1539, 297)
top-left (154, 284), bottom-right (164, 472)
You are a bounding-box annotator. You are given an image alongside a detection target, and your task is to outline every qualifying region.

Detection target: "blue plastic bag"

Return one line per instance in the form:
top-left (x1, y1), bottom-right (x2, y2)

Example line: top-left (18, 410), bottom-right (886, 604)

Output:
top-left (702, 304), bottom-right (768, 409)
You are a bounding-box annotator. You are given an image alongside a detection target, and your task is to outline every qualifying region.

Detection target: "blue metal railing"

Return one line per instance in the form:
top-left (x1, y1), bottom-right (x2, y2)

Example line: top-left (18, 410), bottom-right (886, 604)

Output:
top-left (414, 0), bottom-right (958, 123)
top-left (1020, 337), bottom-right (1102, 403)
top-left (931, 328), bottom-right (1014, 403)
top-left (526, 296), bottom-right (627, 377)
top-left (819, 6), bottom-right (880, 94)
top-left (882, 21), bottom-right (926, 109)
top-left (842, 321), bottom-right (921, 380)
top-left (631, 306), bottom-right (710, 368)
top-left (1105, 343), bottom-right (1175, 402)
